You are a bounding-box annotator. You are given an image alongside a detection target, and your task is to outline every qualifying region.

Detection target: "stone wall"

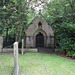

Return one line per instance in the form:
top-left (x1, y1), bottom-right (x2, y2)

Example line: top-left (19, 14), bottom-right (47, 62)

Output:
top-left (0, 36), bottom-right (3, 52)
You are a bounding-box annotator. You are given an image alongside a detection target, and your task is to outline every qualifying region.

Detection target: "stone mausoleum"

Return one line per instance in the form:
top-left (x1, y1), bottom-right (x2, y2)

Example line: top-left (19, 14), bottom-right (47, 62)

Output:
top-left (25, 16), bottom-right (55, 48)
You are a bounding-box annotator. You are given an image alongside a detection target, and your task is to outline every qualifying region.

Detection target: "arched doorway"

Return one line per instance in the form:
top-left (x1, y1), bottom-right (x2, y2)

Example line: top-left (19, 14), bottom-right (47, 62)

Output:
top-left (36, 33), bottom-right (44, 47)
top-left (33, 29), bottom-right (47, 47)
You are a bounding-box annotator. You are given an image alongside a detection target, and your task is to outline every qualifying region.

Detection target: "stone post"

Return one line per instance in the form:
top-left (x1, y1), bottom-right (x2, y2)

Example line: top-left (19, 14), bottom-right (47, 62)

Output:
top-left (22, 39), bottom-right (24, 55)
top-left (13, 42), bottom-right (20, 75)
top-left (0, 35), bottom-right (3, 52)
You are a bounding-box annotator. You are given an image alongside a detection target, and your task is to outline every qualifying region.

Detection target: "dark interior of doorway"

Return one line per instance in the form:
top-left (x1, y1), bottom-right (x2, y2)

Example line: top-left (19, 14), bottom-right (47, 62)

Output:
top-left (36, 32), bottom-right (44, 47)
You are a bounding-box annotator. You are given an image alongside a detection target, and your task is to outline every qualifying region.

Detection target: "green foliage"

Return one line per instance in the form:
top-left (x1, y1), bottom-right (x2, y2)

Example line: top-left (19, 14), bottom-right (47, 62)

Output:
top-left (0, 0), bottom-right (28, 44)
top-left (43, 0), bottom-right (75, 56)
top-left (44, 0), bottom-right (75, 25)
top-left (66, 51), bottom-right (71, 56)
top-left (55, 23), bottom-right (75, 56)
top-left (72, 53), bottom-right (75, 58)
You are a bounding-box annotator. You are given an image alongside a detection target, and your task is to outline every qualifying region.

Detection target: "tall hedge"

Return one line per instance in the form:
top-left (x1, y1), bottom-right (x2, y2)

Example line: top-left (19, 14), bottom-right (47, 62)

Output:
top-left (55, 22), bottom-right (75, 57)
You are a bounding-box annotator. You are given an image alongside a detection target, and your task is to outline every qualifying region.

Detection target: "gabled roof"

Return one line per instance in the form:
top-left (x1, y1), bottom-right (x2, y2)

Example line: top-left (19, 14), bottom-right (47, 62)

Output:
top-left (26, 14), bottom-right (51, 29)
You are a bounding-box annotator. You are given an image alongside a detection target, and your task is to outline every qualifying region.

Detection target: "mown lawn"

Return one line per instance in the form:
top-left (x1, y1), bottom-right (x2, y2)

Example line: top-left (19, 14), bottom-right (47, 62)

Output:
top-left (0, 53), bottom-right (75, 75)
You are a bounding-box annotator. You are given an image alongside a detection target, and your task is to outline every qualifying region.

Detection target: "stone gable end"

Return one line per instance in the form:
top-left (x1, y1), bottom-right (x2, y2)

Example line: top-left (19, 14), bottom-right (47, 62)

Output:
top-left (26, 17), bottom-right (54, 36)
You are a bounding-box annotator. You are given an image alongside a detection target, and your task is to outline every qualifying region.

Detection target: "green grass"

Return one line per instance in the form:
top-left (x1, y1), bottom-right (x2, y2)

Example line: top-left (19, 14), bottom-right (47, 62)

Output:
top-left (0, 53), bottom-right (75, 75)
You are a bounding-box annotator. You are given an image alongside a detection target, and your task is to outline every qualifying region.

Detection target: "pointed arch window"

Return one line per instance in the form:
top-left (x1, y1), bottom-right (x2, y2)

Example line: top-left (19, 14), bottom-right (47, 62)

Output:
top-left (38, 22), bottom-right (42, 29)
top-left (38, 22), bottom-right (42, 26)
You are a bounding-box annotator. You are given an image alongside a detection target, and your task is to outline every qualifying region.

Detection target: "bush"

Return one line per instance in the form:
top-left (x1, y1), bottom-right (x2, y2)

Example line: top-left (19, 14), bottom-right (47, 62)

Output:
top-left (72, 53), bottom-right (75, 59)
top-left (55, 22), bottom-right (75, 56)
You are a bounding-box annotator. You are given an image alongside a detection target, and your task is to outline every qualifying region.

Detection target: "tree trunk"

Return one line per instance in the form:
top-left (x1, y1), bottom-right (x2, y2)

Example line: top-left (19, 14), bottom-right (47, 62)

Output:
top-left (6, 27), bottom-right (8, 42)
top-left (16, 25), bottom-right (19, 42)
top-left (18, 26), bottom-right (23, 43)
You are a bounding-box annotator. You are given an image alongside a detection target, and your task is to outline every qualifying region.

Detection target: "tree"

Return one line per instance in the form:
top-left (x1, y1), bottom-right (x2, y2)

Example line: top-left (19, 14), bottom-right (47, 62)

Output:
top-left (43, 0), bottom-right (75, 56)
top-left (0, 0), bottom-right (28, 47)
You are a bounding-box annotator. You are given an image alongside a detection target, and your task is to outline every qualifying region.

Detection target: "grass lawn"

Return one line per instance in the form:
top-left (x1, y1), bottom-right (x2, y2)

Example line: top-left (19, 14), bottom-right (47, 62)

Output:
top-left (0, 53), bottom-right (75, 75)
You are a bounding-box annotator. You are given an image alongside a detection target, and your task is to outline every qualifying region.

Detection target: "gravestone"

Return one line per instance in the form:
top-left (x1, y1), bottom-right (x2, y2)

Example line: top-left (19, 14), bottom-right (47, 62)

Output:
top-left (22, 39), bottom-right (24, 55)
top-left (13, 42), bottom-right (20, 75)
top-left (0, 35), bottom-right (3, 52)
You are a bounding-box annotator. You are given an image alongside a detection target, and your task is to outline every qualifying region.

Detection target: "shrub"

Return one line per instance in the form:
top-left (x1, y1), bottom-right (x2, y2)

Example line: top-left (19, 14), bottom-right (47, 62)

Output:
top-left (72, 53), bottom-right (75, 59)
top-left (55, 22), bottom-right (75, 57)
